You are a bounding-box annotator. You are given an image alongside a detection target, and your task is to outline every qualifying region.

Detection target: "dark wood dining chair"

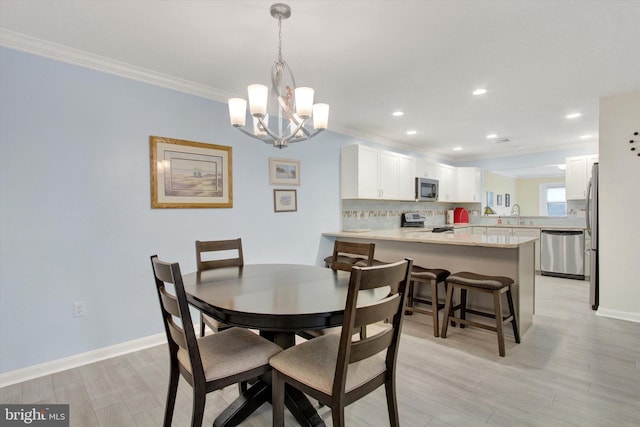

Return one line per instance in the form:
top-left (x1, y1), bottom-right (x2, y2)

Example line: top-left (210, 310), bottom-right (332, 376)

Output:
top-left (323, 240), bottom-right (376, 271)
top-left (271, 258), bottom-right (413, 427)
top-left (150, 255), bottom-right (281, 427)
top-left (299, 240), bottom-right (378, 340)
top-left (195, 238), bottom-right (243, 337)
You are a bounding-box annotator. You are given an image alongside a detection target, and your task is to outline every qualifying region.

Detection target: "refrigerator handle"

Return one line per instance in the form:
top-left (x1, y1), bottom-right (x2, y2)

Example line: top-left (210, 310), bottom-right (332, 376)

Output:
top-left (586, 178), bottom-right (593, 235)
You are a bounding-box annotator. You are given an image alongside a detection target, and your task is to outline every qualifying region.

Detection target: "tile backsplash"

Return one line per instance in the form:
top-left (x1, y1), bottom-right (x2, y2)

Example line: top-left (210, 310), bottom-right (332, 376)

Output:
top-left (341, 199), bottom-right (480, 230)
top-left (341, 199), bottom-right (586, 230)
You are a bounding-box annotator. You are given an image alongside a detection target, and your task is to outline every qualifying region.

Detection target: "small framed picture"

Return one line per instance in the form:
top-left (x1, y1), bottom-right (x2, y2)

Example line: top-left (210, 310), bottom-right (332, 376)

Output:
top-left (274, 189), bottom-right (297, 212)
top-left (497, 194), bottom-right (503, 206)
top-left (486, 191), bottom-right (494, 207)
top-left (269, 157), bottom-right (300, 185)
top-left (505, 193), bottom-right (511, 207)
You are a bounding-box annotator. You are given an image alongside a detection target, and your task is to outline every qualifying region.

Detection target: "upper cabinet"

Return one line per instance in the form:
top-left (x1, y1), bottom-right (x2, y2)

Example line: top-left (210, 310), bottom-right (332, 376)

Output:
top-left (566, 155), bottom-right (598, 200)
top-left (456, 167), bottom-right (482, 202)
top-left (341, 144), bottom-right (481, 203)
top-left (435, 163), bottom-right (457, 202)
top-left (341, 145), bottom-right (415, 200)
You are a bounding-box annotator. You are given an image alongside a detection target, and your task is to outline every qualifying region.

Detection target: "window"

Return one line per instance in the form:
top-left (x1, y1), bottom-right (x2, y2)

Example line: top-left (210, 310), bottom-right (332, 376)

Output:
top-left (539, 184), bottom-right (567, 216)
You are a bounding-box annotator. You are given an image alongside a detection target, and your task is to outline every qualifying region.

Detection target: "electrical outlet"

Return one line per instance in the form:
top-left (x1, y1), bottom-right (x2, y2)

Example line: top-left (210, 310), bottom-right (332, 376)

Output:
top-left (73, 301), bottom-right (86, 317)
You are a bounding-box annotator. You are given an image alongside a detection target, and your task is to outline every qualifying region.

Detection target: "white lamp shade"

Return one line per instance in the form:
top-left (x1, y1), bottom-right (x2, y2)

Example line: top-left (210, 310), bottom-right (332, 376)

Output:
top-left (295, 87), bottom-right (314, 119)
top-left (228, 98), bottom-right (247, 127)
top-left (248, 84), bottom-right (268, 117)
top-left (313, 103), bottom-right (330, 129)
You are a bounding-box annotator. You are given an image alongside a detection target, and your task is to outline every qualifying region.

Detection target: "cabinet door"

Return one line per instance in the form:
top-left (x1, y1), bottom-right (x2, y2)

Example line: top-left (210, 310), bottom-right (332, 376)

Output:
top-left (565, 156), bottom-right (588, 199)
top-left (341, 144), bottom-right (380, 199)
top-left (435, 163), bottom-right (457, 202)
top-left (513, 228), bottom-right (541, 271)
top-left (457, 167), bottom-right (481, 202)
top-left (471, 227), bottom-right (487, 235)
top-left (397, 155), bottom-right (416, 200)
top-left (415, 159), bottom-right (436, 179)
top-left (486, 227), bottom-right (513, 236)
top-left (379, 151), bottom-right (399, 199)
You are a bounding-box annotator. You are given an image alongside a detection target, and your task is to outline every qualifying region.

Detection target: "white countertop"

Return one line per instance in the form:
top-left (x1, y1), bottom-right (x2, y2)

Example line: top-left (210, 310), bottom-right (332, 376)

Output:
top-left (323, 228), bottom-right (538, 248)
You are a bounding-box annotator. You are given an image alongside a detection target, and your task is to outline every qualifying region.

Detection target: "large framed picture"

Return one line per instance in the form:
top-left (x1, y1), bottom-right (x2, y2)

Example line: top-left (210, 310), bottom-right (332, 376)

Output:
top-left (150, 136), bottom-right (232, 208)
top-left (273, 189), bottom-right (297, 212)
top-left (269, 157), bottom-right (300, 185)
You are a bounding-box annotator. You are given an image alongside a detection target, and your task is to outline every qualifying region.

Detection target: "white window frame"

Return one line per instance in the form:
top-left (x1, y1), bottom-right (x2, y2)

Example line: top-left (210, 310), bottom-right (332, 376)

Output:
top-left (539, 183), bottom-right (566, 216)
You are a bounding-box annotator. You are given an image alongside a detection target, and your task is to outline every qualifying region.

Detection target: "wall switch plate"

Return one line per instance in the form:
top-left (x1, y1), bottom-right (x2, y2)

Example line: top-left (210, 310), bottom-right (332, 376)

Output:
top-left (73, 301), bottom-right (86, 317)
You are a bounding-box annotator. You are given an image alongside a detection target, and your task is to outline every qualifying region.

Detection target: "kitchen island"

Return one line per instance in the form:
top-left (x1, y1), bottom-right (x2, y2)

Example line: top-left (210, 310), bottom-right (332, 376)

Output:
top-left (322, 228), bottom-right (537, 336)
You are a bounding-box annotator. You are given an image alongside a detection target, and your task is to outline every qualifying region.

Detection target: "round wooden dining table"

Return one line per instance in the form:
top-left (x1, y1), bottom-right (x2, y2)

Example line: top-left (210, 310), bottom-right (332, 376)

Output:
top-left (182, 263), bottom-right (389, 427)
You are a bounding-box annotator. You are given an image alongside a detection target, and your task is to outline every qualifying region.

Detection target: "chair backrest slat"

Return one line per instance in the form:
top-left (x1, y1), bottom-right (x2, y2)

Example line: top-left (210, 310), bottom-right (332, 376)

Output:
top-left (196, 239), bottom-right (243, 272)
top-left (167, 318), bottom-right (188, 350)
top-left (349, 328), bottom-right (394, 363)
top-left (160, 287), bottom-right (180, 317)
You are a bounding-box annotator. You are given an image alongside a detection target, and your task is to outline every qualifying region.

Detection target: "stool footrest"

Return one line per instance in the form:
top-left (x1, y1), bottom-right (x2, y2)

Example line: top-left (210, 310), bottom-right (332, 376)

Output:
top-left (464, 308), bottom-right (515, 324)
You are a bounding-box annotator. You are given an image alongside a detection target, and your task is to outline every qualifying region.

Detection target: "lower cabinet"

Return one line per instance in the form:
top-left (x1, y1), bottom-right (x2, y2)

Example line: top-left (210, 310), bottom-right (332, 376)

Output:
top-left (485, 227), bottom-right (513, 236)
top-left (512, 228), bottom-right (541, 272)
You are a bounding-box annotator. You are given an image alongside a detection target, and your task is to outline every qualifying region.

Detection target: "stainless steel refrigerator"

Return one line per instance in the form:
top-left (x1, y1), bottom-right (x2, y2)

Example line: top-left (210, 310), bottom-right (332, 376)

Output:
top-left (586, 163), bottom-right (599, 310)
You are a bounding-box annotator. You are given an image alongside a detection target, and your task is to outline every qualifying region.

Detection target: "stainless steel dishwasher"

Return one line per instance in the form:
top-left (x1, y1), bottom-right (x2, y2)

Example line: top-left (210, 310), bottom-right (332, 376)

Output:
top-left (540, 229), bottom-right (585, 280)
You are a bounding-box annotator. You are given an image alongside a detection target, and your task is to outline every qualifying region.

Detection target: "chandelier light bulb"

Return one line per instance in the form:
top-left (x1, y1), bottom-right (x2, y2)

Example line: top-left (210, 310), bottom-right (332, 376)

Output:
top-left (248, 84), bottom-right (268, 117)
top-left (228, 98), bottom-right (247, 127)
top-left (313, 103), bottom-right (329, 129)
top-left (295, 87), bottom-right (314, 119)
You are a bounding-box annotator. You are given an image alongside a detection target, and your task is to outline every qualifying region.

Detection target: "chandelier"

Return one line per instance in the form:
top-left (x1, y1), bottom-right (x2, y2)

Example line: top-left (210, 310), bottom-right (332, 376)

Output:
top-left (228, 3), bottom-right (329, 149)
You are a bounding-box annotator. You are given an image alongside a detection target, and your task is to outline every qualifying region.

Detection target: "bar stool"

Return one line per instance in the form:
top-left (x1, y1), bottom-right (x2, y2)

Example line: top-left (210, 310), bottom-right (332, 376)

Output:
top-left (442, 271), bottom-right (520, 357)
top-left (405, 266), bottom-right (451, 337)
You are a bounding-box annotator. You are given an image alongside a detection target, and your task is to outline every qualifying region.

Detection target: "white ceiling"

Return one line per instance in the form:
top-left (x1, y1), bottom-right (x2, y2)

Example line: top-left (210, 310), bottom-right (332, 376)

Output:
top-left (1, 0), bottom-right (639, 166)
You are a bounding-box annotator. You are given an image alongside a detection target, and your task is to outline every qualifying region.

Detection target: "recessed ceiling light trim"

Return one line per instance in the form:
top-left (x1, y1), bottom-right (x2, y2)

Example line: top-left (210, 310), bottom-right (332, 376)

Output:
top-left (472, 88), bottom-right (487, 95)
top-left (453, 147), bottom-right (463, 151)
top-left (566, 113), bottom-right (581, 119)
top-left (392, 111), bottom-right (404, 117)
top-left (486, 133), bottom-right (498, 139)
top-left (406, 130), bottom-right (417, 135)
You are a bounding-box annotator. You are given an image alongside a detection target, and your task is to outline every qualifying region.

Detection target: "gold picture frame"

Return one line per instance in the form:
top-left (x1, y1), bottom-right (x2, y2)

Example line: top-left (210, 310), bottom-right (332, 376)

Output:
top-left (269, 157), bottom-right (301, 186)
top-left (150, 136), bottom-right (232, 208)
top-left (273, 189), bottom-right (297, 212)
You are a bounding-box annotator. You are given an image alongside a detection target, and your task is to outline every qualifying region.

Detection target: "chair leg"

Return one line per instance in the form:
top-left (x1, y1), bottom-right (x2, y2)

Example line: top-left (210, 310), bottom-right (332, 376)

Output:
top-left (238, 381), bottom-right (247, 394)
top-left (359, 326), bottom-right (367, 340)
top-left (430, 280), bottom-right (440, 337)
top-left (493, 290), bottom-right (506, 357)
top-left (163, 364), bottom-right (179, 427)
top-left (384, 376), bottom-right (400, 427)
top-left (441, 283), bottom-right (455, 338)
top-left (459, 288), bottom-right (467, 328)
top-left (199, 312), bottom-right (206, 337)
top-left (331, 404), bottom-right (345, 427)
top-left (272, 371), bottom-right (285, 427)
top-left (405, 280), bottom-right (415, 315)
top-left (507, 287), bottom-right (521, 343)
top-left (191, 383), bottom-right (206, 427)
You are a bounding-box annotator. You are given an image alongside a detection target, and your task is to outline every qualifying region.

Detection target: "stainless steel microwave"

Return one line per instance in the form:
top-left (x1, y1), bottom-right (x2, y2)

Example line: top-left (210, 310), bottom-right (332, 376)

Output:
top-left (415, 177), bottom-right (439, 201)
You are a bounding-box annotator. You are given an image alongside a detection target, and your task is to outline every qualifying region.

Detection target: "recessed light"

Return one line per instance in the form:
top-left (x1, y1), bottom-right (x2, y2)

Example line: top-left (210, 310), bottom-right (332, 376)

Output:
top-left (392, 111), bottom-right (404, 117)
top-left (453, 147), bottom-right (463, 151)
top-left (557, 164), bottom-right (567, 170)
top-left (566, 113), bottom-right (581, 119)
top-left (472, 88), bottom-right (487, 95)
top-left (406, 130), bottom-right (417, 135)
top-left (580, 134), bottom-right (593, 139)
top-left (486, 133), bottom-right (498, 139)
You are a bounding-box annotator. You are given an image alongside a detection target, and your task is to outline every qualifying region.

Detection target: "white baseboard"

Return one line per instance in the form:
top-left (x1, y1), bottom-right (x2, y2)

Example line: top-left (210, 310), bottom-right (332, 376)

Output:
top-left (596, 308), bottom-right (640, 323)
top-left (0, 333), bottom-right (166, 388)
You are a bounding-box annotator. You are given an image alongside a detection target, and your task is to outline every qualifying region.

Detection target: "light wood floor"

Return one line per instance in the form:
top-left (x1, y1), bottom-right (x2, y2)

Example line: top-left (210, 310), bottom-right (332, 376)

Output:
top-left (2, 275), bottom-right (639, 426)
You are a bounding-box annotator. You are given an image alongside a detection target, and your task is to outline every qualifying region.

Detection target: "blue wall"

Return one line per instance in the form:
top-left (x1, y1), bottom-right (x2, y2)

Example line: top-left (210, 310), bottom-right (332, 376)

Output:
top-left (0, 47), bottom-right (366, 373)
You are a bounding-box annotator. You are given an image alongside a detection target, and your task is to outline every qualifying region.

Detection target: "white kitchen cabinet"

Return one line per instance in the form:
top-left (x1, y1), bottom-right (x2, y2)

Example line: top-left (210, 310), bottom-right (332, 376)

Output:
top-left (486, 227), bottom-right (513, 236)
top-left (341, 145), bottom-right (415, 200)
top-left (471, 226), bottom-right (487, 235)
top-left (415, 159), bottom-right (437, 179)
top-left (435, 163), bottom-right (457, 202)
top-left (566, 155), bottom-right (599, 200)
top-left (512, 228), bottom-right (541, 271)
top-left (341, 144), bottom-right (380, 199)
top-left (456, 167), bottom-right (481, 202)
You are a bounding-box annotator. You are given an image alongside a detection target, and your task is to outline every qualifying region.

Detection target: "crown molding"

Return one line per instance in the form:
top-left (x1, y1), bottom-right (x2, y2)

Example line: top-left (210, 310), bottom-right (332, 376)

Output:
top-left (0, 29), bottom-right (230, 102)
